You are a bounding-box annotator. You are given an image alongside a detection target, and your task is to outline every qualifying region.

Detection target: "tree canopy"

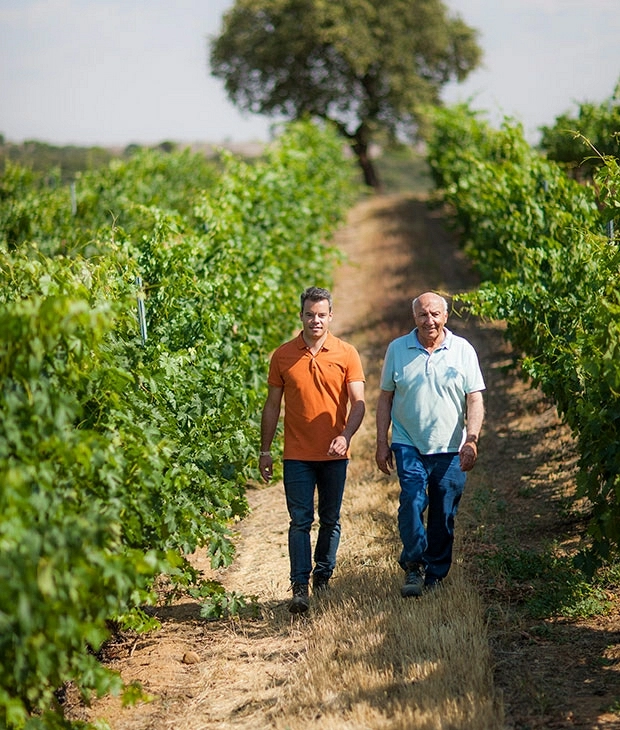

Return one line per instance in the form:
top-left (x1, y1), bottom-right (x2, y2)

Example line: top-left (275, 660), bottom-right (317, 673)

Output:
top-left (209, 0), bottom-right (482, 189)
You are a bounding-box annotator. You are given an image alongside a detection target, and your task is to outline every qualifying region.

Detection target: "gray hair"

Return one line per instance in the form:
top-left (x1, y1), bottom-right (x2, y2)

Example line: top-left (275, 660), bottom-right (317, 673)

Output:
top-left (412, 293), bottom-right (449, 313)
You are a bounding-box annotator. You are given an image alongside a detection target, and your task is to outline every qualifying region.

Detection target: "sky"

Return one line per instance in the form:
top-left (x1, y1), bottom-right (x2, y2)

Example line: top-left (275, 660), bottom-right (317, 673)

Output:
top-left (0, 0), bottom-right (618, 148)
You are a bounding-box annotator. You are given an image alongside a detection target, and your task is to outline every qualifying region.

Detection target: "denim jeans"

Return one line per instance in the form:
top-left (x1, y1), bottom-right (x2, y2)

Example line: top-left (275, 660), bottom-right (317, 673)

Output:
top-left (391, 443), bottom-right (466, 582)
top-left (283, 459), bottom-right (348, 585)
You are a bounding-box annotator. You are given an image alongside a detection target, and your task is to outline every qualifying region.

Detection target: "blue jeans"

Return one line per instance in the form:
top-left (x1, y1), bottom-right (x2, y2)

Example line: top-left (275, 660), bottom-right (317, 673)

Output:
top-left (283, 459), bottom-right (348, 585)
top-left (392, 443), bottom-right (466, 582)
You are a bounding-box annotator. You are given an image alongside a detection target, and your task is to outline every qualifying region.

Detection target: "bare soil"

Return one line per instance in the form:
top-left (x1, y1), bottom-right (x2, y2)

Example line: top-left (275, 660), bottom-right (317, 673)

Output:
top-left (68, 193), bottom-right (620, 730)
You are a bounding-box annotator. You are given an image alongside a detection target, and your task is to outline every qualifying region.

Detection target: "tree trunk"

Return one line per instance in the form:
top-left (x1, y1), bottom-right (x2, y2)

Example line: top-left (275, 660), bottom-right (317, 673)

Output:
top-left (351, 136), bottom-right (382, 192)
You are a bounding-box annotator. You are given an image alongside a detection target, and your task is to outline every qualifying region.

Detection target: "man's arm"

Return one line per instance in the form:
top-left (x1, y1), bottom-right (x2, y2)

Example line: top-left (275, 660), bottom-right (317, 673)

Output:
top-left (459, 390), bottom-right (484, 472)
top-left (327, 381), bottom-right (365, 456)
top-left (259, 385), bottom-right (283, 482)
top-left (375, 389), bottom-right (394, 475)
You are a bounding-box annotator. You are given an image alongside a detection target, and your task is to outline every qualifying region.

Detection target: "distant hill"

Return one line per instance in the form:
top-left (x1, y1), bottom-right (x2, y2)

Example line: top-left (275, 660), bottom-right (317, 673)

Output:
top-left (0, 135), bottom-right (431, 194)
top-left (0, 137), bottom-right (266, 183)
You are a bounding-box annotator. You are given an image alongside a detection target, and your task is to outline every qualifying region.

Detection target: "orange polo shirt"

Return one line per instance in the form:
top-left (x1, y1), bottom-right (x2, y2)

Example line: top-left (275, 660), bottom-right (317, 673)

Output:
top-left (268, 331), bottom-right (365, 461)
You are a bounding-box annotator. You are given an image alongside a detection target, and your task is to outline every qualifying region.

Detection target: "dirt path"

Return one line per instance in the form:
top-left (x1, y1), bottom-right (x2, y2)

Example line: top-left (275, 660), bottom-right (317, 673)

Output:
top-left (72, 193), bottom-right (620, 730)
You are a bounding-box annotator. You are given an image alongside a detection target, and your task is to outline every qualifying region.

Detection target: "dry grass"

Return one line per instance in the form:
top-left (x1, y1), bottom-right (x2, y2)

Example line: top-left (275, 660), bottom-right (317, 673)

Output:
top-left (267, 471), bottom-right (503, 730)
top-left (150, 440), bottom-right (505, 730)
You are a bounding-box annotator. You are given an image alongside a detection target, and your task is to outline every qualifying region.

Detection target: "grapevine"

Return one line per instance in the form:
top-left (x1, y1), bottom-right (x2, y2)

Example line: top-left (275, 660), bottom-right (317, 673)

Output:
top-left (426, 103), bottom-right (620, 573)
top-left (0, 120), bottom-right (357, 728)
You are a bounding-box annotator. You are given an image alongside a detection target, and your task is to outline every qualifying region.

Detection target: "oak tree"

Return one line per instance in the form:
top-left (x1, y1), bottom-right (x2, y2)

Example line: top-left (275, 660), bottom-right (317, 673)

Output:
top-left (209, 0), bottom-right (482, 188)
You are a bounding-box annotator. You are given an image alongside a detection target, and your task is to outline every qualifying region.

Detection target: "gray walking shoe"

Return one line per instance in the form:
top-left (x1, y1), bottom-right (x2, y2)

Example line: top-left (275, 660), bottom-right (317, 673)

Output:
top-left (401, 565), bottom-right (425, 598)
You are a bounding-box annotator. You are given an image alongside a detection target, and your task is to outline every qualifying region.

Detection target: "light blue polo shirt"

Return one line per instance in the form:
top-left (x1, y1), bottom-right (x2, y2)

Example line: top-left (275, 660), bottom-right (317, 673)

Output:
top-left (379, 328), bottom-right (485, 454)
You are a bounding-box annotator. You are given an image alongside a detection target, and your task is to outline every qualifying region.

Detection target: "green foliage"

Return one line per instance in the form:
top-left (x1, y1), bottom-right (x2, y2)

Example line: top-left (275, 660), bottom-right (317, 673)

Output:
top-left (210, 0), bottom-right (481, 187)
top-left (539, 79), bottom-right (620, 180)
top-left (426, 103), bottom-right (620, 571)
top-left (480, 547), bottom-right (611, 619)
top-left (425, 104), bottom-right (600, 283)
top-left (0, 119), bottom-right (356, 727)
top-left (0, 147), bottom-right (220, 256)
top-left (193, 581), bottom-right (258, 620)
top-left (0, 280), bottom-right (164, 723)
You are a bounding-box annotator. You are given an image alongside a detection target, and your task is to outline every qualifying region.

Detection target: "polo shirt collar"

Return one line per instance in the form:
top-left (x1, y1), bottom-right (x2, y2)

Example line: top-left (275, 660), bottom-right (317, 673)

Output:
top-left (409, 327), bottom-right (452, 351)
top-left (296, 331), bottom-right (334, 351)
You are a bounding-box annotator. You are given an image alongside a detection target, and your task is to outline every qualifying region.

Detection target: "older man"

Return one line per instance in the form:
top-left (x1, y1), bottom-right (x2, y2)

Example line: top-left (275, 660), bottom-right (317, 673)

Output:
top-left (376, 292), bottom-right (485, 597)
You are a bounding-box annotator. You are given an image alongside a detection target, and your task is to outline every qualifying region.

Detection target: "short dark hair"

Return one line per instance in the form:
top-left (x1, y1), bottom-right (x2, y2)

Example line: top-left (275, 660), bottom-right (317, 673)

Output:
top-left (300, 286), bottom-right (332, 312)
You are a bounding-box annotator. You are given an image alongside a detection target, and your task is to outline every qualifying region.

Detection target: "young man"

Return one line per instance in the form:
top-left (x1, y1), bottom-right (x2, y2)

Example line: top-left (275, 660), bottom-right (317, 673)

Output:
top-left (259, 287), bottom-right (365, 613)
top-left (376, 292), bottom-right (485, 597)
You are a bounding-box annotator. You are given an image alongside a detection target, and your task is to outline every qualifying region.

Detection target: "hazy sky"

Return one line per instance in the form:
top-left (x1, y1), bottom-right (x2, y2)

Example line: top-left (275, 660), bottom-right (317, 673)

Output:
top-left (1, 0), bottom-right (618, 147)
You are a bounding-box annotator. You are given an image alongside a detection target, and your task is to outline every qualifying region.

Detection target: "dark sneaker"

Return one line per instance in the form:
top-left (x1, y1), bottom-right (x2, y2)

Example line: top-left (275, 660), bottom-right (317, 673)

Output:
top-left (312, 575), bottom-right (329, 593)
top-left (289, 583), bottom-right (310, 614)
top-left (401, 565), bottom-right (425, 598)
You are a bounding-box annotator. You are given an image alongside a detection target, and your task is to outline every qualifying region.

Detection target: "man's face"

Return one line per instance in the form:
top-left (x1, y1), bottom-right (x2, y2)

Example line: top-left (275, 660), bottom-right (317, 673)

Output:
top-left (300, 298), bottom-right (332, 341)
top-left (413, 294), bottom-right (448, 343)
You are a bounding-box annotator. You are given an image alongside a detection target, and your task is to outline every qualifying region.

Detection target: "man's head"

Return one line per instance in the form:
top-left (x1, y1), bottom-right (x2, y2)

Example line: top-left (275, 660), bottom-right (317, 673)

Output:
top-left (412, 292), bottom-right (449, 347)
top-left (299, 287), bottom-right (333, 344)
top-left (300, 286), bottom-right (333, 313)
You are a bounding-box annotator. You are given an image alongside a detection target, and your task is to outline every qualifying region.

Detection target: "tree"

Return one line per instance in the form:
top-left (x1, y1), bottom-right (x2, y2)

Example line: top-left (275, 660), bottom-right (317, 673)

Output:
top-left (209, 0), bottom-right (482, 189)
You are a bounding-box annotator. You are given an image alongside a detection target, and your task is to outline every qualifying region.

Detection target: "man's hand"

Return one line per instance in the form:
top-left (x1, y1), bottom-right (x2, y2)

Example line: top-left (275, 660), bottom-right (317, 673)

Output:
top-left (459, 440), bottom-right (478, 472)
top-left (375, 442), bottom-right (394, 475)
top-left (328, 434), bottom-right (349, 456)
top-left (259, 453), bottom-right (274, 482)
